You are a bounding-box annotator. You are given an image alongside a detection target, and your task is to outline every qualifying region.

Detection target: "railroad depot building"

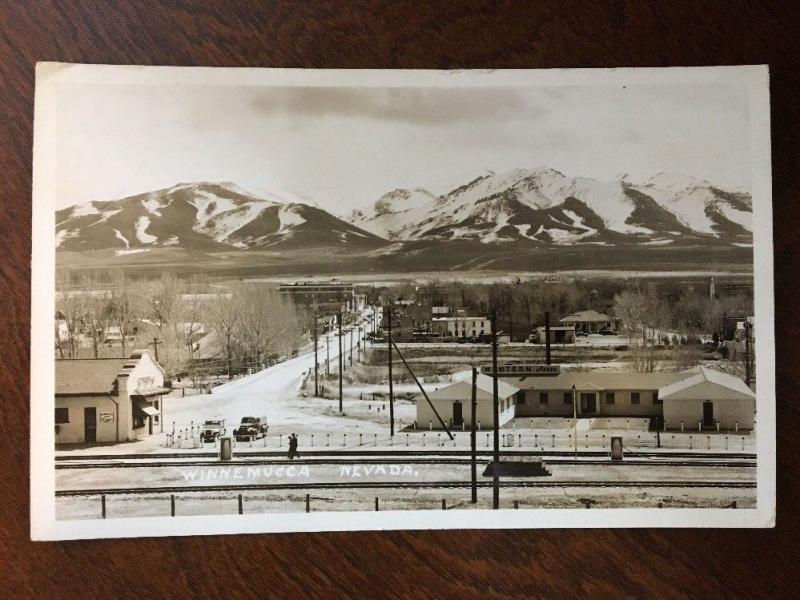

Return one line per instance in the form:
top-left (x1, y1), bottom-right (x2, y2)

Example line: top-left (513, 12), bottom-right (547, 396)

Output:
top-left (416, 371), bottom-right (519, 429)
top-left (507, 366), bottom-right (755, 430)
top-left (55, 350), bottom-right (169, 444)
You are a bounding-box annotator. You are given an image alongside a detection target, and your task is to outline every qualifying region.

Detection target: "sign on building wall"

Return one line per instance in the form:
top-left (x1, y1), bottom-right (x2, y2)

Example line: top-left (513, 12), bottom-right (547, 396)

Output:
top-left (100, 413), bottom-right (114, 423)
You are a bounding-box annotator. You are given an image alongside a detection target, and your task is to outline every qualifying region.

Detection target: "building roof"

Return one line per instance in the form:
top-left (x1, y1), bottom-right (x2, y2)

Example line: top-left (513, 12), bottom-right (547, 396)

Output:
top-left (560, 310), bottom-right (614, 323)
top-left (510, 370), bottom-right (685, 392)
top-left (55, 357), bottom-right (135, 395)
top-left (426, 371), bottom-right (519, 402)
top-left (510, 366), bottom-right (754, 399)
top-left (658, 366), bottom-right (756, 400)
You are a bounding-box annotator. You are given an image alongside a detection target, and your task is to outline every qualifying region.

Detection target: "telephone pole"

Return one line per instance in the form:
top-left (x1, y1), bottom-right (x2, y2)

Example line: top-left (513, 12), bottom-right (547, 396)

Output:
top-left (491, 311), bottom-right (500, 510)
top-left (337, 312), bottom-right (343, 412)
top-left (388, 304), bottom-right (395, 437)
top-left (313, 315), bottom-right (319, 397)
top-left (349, 324), bottom-right (353, 365)
top-left (150, 337), bottom-right (162, 362)
top-left (471, 367), bottom-right (478, 504)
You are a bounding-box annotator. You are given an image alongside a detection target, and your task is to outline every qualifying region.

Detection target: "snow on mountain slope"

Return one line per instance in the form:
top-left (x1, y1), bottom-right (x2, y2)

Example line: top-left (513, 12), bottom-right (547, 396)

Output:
top-left (349, 188), bottom-right (437, 239)
top-left (349, 166), bottom-right (753, 246)
top-left (56, 182), bottom-right (384, 252)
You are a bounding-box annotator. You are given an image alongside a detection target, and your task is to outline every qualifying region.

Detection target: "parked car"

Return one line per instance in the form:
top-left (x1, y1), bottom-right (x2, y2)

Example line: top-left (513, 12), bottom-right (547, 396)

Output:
top-left (576, 331), bottom-right (589, 337)
top-left (200, 418), bottom-right (226, 443)
top-left (599, 328), bottom-right (616, 336)
top-left (234, 416), bottom-right (268, 441)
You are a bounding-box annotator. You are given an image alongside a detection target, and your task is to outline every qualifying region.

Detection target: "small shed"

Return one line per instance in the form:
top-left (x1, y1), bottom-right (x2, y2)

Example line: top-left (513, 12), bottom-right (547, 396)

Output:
top-left (659, 366), bottom-right (756, 430)
top-left (416, 371), bottom-right (519, 429)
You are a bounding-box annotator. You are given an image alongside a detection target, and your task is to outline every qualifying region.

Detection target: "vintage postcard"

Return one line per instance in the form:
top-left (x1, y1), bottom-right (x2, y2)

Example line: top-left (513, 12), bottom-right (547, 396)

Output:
top-left (31, 64), bottom-right (774, 540)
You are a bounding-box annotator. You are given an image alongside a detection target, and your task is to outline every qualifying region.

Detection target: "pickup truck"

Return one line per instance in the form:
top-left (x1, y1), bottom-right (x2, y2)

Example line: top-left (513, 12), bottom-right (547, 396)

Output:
top-left (233, 416), bottom-right (268, 441)
top-left (200, 418), bottom-right (226, 443)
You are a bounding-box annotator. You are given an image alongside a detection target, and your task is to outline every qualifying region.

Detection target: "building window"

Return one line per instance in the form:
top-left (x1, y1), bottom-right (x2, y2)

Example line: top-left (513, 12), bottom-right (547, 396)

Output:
top-left (653, 392), bottom-right (662, 405)
top-left (563, 392), bottom-right (572, 405)
top-left (55, 407), bottom-right (69, 424)
top-left (539, 392), bottom-right (549, 405)
top-left (605, 392), bottom-right (615, 404)
top-left (631, 392), bottom-right (640, 405)
top-left (516, 391), bottom-right (526, 405)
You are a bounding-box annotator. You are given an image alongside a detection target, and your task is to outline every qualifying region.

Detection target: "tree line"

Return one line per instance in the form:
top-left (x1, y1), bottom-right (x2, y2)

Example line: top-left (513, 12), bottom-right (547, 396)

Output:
top-left (55, 270), bottom-right (307, 381)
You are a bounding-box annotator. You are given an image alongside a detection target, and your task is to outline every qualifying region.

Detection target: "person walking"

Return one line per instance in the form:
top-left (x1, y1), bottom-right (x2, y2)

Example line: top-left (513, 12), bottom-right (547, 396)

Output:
top-left (288, 432), bottom-right (299, 460)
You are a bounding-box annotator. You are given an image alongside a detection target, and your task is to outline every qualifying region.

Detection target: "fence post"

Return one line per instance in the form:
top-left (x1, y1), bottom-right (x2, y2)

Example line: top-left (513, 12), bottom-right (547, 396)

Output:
top-left (101, 494), bottom-right (106, 519)
top-left (326, 433), bottom-right (330, 447)
top-left (305, 494), bottom-right (310, 513)
top-left (741, 436), bottom-right (745, 451)
top-left (689, 435), bottom-right (693, 450)
top-left (374, 433), bottom-right (378, 446)
top-left (343, 433), bottom-right (347, 447)
top-left (725, 435), bottom-right (729, 451)
top-left (406, 433), bottom-right (409, 446)
top-left (707, 435), bottom-right (711, 450)
top-left (375, 497), bottom-right (379, 511)
top-left (238, 494), bottom-right (243, 515)
top-left (311, 434), bottom-right (314, 447)
top-left (170, 494), bottom-right (176, 517)
top-left (513, 500), bottom-right (519, 509)
top-left (441, 499), bottom-right (446, 510)
top-left (534, 433), bottom-right (538, 447)
top-left (359, 433), bottom-right (363, 446)
top-left (552, 434), bottom-right (555, 448)
top-left (486, 433), bottom-right (490, 448)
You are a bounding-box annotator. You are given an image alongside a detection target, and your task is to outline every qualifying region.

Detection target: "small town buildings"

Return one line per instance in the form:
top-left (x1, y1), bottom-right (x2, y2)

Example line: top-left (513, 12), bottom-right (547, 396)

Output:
top-left (55, 349), bottom-right (169, 444)
top-left (505, 366), bottom-right (755, 430)
top-left (278, 280), bottom-right (355, 314)
top-left (531, 325), bottom-right (576, 344)
top-left (416, 371), bottom-right (519, 429)
top-left (560, 310), bottom-right (618, 334)
top-left (432, 316), bottom-right (492, 339)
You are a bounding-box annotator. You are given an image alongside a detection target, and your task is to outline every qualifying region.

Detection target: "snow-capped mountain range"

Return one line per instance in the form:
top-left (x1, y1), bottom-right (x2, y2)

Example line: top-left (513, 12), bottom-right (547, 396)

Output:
top-left (348, 167), bottom-right (752, 247)
top-left (55, 169), bottom-right (752, 254)
top-left (56, 182), bottom-right (384, 253)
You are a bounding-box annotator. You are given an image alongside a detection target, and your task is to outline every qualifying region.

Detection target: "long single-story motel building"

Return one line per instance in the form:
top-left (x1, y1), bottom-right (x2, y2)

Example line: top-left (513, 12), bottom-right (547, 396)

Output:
top-left (55, 350), bottom-right (169, 444)
top-left (416, 366), bottom-right (755, 431)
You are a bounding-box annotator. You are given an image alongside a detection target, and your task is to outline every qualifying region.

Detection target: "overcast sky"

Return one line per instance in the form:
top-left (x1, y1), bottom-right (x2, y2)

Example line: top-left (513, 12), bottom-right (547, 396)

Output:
top-left (55, 81), bottom-right (752, 213)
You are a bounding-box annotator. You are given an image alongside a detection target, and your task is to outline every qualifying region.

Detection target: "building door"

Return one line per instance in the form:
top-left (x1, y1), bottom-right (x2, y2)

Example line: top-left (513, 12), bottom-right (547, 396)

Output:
top-left (580, 393), bottom-right (597, 414)
top-left (703, 401), bottom-right (714, 428)
top-left (452, 401), bottom-right (463, 427)
top-left (84, 407), bottom-right (97, 443)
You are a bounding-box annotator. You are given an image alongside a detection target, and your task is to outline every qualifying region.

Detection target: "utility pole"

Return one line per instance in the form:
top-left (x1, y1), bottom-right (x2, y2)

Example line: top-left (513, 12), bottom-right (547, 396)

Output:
top-left (150, 337), bottom-right (162, 362)
top-left (313, 315), bottom-right (319, 397)
top-left (744, 321), bottom-right (752, 387)
top-left (544, 311), bottom-right (551, 365)
top-left (326, 328), bottom-right (330, 376)
top-left (491, 311), bottom-right (500, 510)
top-left (471, 367), bottom-right (478, 504)
top-left (572, 384), bottom-right (578, 460)
top-left (349, 324), bottom-right (353, 365)
top-left (388, 304), bottom-right (395, 436)
top-left (337, 312), bottom-right (343, 412)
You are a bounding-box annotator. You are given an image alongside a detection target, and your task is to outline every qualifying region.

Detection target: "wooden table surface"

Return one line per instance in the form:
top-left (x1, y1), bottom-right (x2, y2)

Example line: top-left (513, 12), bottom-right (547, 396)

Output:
top-left (1, 2), bottom-right (797, 597)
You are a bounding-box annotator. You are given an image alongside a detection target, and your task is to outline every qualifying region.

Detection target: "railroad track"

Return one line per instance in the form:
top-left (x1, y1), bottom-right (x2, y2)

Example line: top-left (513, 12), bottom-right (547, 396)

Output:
top-left (56, 480), bottom-right (756, 497)
top-left (55, 457), bottom-right (757, 470)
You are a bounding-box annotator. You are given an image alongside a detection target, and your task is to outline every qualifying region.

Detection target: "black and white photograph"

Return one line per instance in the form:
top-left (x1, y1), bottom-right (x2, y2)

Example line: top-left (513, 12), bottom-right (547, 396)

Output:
top-left (30, 64), bottom-right (775, 540)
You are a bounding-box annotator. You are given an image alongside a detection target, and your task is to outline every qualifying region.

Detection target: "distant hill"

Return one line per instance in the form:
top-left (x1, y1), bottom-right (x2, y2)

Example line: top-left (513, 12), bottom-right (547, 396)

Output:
top-left (55, 182), bottom-right (385, 254)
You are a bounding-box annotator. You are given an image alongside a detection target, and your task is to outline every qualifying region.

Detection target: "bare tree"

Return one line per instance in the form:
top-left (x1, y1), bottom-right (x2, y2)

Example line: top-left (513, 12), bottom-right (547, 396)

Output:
top-left (203, 289), bottom-right (240, 378)
top-left (614, 287), bottom-right (665, 372)
top-left (55, 269), bottom-right (83, 358)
